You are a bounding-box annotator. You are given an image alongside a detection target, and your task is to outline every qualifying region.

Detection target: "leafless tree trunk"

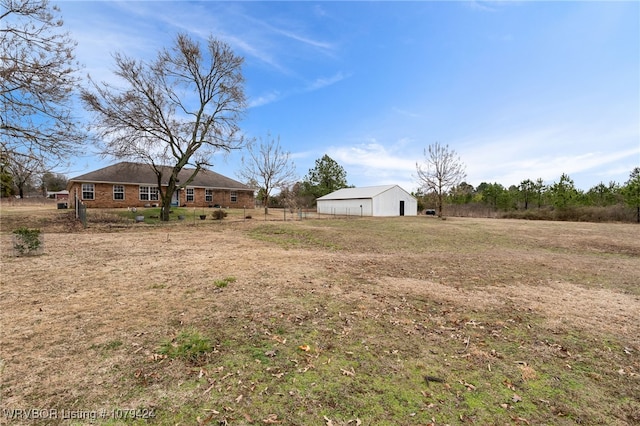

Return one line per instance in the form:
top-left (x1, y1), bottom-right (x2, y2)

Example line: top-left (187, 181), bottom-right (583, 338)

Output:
top-left (279, 181), bottom-right (303, 213)
top-left (1, 0), bottom-right (84, 164)
top-left (237, 133), bottom-right (296, 215)
top-left (416, 142), bottom-right (466, 217)
top-left (82, 33), bottom-right (246, 221)
top-left (5, 152), bottom-right (44, 198)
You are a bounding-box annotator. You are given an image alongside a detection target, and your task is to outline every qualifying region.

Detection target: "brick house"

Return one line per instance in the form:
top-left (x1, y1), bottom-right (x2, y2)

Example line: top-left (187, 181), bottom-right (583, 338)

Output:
top-left (67, 162), bottom-right (255, 209)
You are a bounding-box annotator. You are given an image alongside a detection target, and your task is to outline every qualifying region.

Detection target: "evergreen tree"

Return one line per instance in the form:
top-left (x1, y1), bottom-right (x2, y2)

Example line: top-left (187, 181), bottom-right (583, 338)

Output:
top-left (623, 167), bottom-right (640, 223)
top-left (301, 155), bottom-right (349, 200)
top-left (549, 173), bottom-right (579, 209)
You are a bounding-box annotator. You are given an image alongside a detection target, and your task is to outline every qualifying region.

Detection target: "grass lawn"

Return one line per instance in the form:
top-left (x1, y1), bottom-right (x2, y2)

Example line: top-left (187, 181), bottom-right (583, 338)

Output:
top-left (1, 204), bottom-right (638, 425)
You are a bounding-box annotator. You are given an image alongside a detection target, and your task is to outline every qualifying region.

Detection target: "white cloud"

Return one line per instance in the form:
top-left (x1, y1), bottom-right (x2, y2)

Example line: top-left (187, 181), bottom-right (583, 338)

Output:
top-left (459, 124), bottom-right (639, 188)
top-left (223, 34), bottom-right (290, 74)
top-left (326, 140), bottom-right (421, 190)
top-left (269, 25), bottom-right (334, 51)
top-left (249, 72), bottom-right (349, 108)
top-left (392, 107), bottom-right (421, 119)
top-left (248, 90), bottom-right (282, 108)
top-left (305, 72), bottom-right (350, 92)
top-left (467, 1), bottom-right (499, 13)
top-left (313, 4), bottom-right (329, 18)
top-left (331, 141), bottom-right (415, 171)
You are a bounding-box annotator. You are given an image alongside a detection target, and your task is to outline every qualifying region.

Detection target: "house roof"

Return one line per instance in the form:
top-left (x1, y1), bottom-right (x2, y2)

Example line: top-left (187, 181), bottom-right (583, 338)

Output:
top-left (317, 185), bottom-right (412, 200)
top-left (69, 162), bottom-right (251, 190)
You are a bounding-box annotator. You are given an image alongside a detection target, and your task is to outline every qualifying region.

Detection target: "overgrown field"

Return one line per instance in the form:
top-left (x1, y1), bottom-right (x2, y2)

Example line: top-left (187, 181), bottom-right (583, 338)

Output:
top-left (1, 205), bottom-right (639, 425)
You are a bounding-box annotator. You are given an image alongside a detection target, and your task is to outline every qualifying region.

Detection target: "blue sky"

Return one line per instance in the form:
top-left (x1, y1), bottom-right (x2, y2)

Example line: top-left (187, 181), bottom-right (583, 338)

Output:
top-left (59, 0), bottom-right (639, 192)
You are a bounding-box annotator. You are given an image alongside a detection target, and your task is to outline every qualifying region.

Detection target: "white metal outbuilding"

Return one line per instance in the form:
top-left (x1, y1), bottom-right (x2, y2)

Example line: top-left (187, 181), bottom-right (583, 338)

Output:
top-left (316, 185), bottom-right (417, 217)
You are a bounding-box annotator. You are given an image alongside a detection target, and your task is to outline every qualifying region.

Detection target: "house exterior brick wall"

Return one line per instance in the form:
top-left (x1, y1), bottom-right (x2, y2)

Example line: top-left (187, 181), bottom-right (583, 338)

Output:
top-left (68, 182), bottom-right (255, 209)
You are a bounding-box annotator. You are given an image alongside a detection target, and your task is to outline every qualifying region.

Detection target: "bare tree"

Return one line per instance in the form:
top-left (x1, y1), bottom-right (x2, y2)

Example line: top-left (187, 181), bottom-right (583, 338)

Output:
top-left (237, 133), bottom-right (296, 215)
top-left (416, 142), bottom-right (466, 217)
top-left (5, 152), bottom-right (44, 198)
top-left (278, 181), bottom-right (303, 213)
top-left (82, 33), bottom-right (246, 221)
top-left (1, 0), bottom-right (84, 163)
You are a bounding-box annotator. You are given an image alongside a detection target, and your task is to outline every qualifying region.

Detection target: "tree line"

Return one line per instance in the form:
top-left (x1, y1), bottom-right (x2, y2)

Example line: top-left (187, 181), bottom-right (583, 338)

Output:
top-left (414, 169), bottom-right (640, 223)
top-left (0, 160), bottom-right (68, 199)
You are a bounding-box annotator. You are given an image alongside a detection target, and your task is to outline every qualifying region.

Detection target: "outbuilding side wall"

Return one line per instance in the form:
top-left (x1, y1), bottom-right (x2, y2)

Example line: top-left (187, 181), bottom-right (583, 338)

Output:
top-left (372, 186), bottom-right (417, 216)
top-left (316, 185), bottom-right (417, 217)
top-left (317, 198), bottom-right (373, 216)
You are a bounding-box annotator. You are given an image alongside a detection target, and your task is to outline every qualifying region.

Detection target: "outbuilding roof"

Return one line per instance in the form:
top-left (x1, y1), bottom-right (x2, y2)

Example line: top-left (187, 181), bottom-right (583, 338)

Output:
top-left (317, 185), bottom-right (405, 200)
top-left (69, 162), bottom-right (250, 190)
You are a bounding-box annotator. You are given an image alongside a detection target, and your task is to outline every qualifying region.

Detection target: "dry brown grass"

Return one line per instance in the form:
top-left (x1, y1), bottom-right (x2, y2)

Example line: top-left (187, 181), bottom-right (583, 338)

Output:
top-left (0, 204), bottom-right (638, 425)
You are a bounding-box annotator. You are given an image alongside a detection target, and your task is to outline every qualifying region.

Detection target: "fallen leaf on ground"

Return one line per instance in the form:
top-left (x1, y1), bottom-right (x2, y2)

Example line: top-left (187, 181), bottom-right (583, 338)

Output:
top-left (299, 344), bottom-right (311, 352)
top-left (459, 380), bottom-right (476, 391)
top-left (271, 335), bottom-right (287, 344)
top-left (197, 411), bottom-right (216, 425)
top-left (263, 414), bottom-right (281, 424)
top-left (340, 367), bottom-right (355, 377)
top-left (519, 364), bottom-right (537, 381)
top-left (202, 382), bottom-right (215, 395)
top-left (503, 379), bottom-right (516, 391)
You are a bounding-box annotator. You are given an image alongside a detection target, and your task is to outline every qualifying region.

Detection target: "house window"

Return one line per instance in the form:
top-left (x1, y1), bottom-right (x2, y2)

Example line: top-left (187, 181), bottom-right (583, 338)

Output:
top-left (139, 186), bottom-right (159, 201)
top-left (113, 185), bottom-right (125, 200)
top-left (205, 189), bottom-right (213, 202)
top-left (230, 191), bottom-right (237, 203)
top-left (82, 183), bottom-right (95, 200)
top-left (186, 188), bottom-right (195, 202)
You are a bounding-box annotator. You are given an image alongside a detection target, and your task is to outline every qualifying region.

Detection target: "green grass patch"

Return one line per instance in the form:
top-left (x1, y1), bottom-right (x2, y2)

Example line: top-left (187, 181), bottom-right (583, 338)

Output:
top-left (158, 329), bottom-right (213, 365)
top-left (113, 207), bottom-right (191, 223)
top-left (104, 340), bottom-right (123, 351)
top-left (213, 276), bottom-right (236, 288)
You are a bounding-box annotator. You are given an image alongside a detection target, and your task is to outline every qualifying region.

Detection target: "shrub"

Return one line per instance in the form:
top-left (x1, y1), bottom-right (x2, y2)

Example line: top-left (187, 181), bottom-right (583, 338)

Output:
top-left (211, 209), bottom-right (228, 220)
top-left (12, 227), bottom-right (43, 256)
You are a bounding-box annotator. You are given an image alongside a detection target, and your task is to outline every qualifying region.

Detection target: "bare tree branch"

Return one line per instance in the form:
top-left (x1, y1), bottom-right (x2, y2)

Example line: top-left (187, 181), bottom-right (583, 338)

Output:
top-left (416, 142), bottom-right (466, 217)
top-left (237, 133), bottom-right (297, 214)
top-left (0, 0), bottom-right (85, 164)
top-left (81, 33), bottom-right (246, 221)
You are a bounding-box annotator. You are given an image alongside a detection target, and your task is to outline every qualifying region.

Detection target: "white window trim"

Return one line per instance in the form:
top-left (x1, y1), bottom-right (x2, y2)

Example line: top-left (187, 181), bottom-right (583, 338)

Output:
top-left (82, 183), bottom-right (95, 200)
top-left (139, 186), bottom-right (159, 201)
top-left (113, 185), bottom-right (125, 200)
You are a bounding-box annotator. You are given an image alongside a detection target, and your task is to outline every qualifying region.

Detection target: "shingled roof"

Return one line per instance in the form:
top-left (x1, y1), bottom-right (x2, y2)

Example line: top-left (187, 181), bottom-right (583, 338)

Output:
top-left (69, 162), bottom-right (250, 190)
top-left (317, 185), bottom-right (404, 200)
